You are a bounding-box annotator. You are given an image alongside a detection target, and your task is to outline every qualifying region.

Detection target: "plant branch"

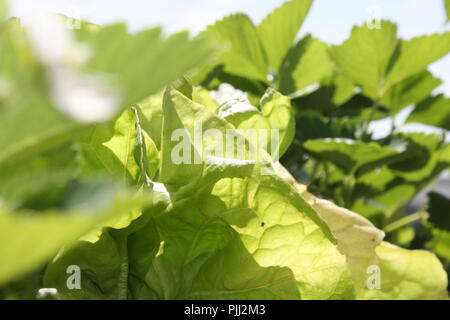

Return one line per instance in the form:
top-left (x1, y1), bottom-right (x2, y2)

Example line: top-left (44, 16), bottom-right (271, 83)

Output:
top-left (383, 211), bottom-right (429, 233)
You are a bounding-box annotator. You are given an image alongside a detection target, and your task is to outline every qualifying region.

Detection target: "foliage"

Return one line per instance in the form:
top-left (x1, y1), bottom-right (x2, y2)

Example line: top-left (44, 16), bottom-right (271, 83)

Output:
top-left (0, 0), bottom-right (449, 300)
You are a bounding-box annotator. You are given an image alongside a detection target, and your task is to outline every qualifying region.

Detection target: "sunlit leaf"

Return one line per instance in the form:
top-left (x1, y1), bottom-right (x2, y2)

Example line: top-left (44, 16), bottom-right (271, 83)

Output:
top-left (331, 21), bottom-right (398, 99)
top-left (382, 71), bottom-right (442, 114)
top-left (257, 0), bottom-right (313, 72)
top-left (204, 14), bottom-right (267, 82)
top-left (385, 32), bottom-right (450, 88)
top-left (360, 242), bottom-right (448, 300)
top-left (303, 138), bottom-right (402, 174)
top-left (407, 94), bottom-right (450, 130)
top-left (279, 36), bottom-right (333, 94)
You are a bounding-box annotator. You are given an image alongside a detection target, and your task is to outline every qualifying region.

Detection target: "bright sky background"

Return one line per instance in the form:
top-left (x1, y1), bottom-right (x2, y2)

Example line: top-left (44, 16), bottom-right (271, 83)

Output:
top-left (8, 0), bottom-right (450, 137)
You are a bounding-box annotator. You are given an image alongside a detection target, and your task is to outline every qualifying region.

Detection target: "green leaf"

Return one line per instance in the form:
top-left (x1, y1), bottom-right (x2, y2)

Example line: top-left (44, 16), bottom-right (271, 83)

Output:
top-left (279, 36), bottom-right (334, 95)
top-left (332, 72), bottom-right (355, 105)
top-left (80, 108), bottom-right (159, 185)
top-left (331, 21), bottom-right (398, 99)
top-left (44, 84), bottom-right (356, 300)
top-left (0, 145), bottom-right (79, 205)
top-left (218, 88), bottom-right (295, 158)
top-left (371, 184), bottom-right (416, 217)
top-left (159, 86), bottom-right (238, 187)
top-left (82, 24), bottom-right (215, 107)
top-left (0, 182), bottom-right (143, 285)
top-left (0, 19), bottom-right (81, 168)
top-left (49, 175), bottom-right (353, 300)
top-left (388, 133), bottom-right (447, 183)
top-left (0, 19), bottom-right (214, 172)
top-left (0, 0), bottom-right (7, 22)
top-left (354, 167), bottom-right (396, 199)
top-left (146, 175), bottom-right (352, 300)
top-left (385, 32), bottom-right (450, 88)
top-left (382, 71), bottom-right (442, 114)
top-left (204, 14), bottom-right (268, 82)
top-left (428, 192), bottom-right (450, 231)
top-left (257, 0), bottom-right (313, 72)
top-left (294, 110), bottom-right (359, 143)
top-left (407, 94), bottom-right (450, 130)
top-left (430, 228), bottom-right (450, 260)
top-left (303, 138), bottom-right (402, 175)
top-left (43, 179), bottom-right (172, 299)
top-left (352, 184), bottom-right (416, 219)
top-left (135, 92), bottom-right (164, 149)
top-left (360, 242), bottom-right (448, 300)
top-left (305, 191), bottom-right (384, 294)
top-left (44, 216), bottom-right (161, 299)
top-left (446, 0), bottom-right (450, 23)
top-left (278, 165), bottom-right (448, 299)
top-left (192, 87), bottom-right (219, 113)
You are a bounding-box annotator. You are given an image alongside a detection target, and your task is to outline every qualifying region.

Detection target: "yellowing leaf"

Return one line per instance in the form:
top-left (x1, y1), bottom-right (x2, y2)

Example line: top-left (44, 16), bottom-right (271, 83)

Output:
top-left (361, 242), bottom-right (449, 300)
top-left (276, 164), bottom-right (384, 294)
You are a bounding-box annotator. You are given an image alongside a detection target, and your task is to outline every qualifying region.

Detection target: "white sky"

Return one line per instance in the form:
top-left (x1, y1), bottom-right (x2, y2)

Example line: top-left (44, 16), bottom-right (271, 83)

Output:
top-left (7, 0), bottom-right (450, 137)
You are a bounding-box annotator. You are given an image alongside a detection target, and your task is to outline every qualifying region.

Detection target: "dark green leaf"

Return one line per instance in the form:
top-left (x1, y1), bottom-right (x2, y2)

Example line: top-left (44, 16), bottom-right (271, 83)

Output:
top-left (407, 94), bottom-right (450, 130)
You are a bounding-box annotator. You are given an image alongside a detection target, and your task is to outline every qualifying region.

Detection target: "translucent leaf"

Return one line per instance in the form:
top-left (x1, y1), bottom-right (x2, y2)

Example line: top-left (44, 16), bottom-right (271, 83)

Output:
top-left (360, 242), bottom-right (448, 300)
top-left (331, 21), bottom-right (398, 99)
top-left (179, 175), bottom-right (352, 300)
top-left (446, 0), bottom-right (450, 23)
top-left (80, 108), bottom-right (159, 186)
top-left (257, 0), bottom-right (313, 72)
top-left (44, 87), bottom-right (355, 300)
top-left (159, 86), bottom-right (237, 186)
top-left (276, 164), bottom-right (384, 295)
top-left (135, 92), bottom-right (164, 149)
top-left (217, 88), bottom-right (295, 158)
top-left (204, 14), bottom-right (268, 82)
top-left (385, 32), bottom-right (450, 88)
top-left (279, 36), bottom-right (333, 95)
top-left (0, 0), bottom-right (7, 22)
top-left (332, 72), bottom-right (355, 105)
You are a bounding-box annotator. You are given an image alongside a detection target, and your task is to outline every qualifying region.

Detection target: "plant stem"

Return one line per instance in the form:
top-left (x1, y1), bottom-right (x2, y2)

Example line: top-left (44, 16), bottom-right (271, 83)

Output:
top-left (390, 116), bottom-right (397, 135)
top-left (132, 106), bottom-right (152, 188)
top-left (360, 100), bottom-right (380, 139)
top-left (383, 211), bottom-right (428, 233)
top-left (309, 159), bottom-right (321, 184)
top-left (343, 173), bottom-right (356, 208)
